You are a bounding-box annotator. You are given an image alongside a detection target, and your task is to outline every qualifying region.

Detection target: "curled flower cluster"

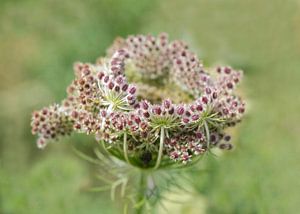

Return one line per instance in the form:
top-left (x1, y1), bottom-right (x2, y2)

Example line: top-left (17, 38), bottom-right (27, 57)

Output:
top-left (31, 33), bottom-right (245, 168)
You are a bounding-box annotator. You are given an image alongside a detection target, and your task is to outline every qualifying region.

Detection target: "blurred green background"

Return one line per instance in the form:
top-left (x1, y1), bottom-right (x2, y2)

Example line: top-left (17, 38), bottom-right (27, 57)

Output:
top-left (1, 0), bottom-right (299, 213)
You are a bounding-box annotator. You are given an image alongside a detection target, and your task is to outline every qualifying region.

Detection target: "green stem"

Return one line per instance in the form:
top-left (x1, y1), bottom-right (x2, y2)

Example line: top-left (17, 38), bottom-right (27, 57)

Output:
top-left (123, 132), bottom-right (131, 164)
top-left (154, 127), bottom-right (164, 170)
top-left (204, 120), bottom-right (210, 149)
top-left (135, 172), bottom-right (147, 214)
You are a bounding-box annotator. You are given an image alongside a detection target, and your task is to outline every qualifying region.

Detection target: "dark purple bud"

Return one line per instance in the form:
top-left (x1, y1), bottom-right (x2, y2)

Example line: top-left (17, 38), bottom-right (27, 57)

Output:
top-left (114, 85), bottom-right (120, 92)
top-left (227, 82), bottom-right (233, 89)
top-left (122, 84), bottom-right (129, 91)
top-left (108, 82), bottom-right (114, 90)
top-left (202, 96), bottom-right (208, 104)
top-left (168, 107), bottom-right (174, 115)
top-left (212, 92), bottom-right (218, 99)
top-left (196, 104), bottom-right (203, 112)
top-left (143, 111), bottom-right (150, 118)
top-left (153, 106), bottom-right (162, 115)
top-left (195, 132), bottom-right (203, 139)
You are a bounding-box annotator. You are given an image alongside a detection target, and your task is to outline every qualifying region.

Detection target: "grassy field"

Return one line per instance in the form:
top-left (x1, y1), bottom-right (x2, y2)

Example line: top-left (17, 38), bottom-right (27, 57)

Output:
top-left (1, 0), bottom-right (300, 213)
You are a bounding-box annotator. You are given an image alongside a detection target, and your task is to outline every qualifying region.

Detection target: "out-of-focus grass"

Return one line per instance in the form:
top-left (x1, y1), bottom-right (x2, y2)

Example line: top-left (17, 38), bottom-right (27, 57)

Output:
top-left (1, 0), bottom-right (300, 213)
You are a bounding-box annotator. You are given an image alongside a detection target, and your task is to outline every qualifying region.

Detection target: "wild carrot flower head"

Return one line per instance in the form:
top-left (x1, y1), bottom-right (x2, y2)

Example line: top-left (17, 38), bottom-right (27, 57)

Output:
top-left (31, 33), bottom-right (245, 168)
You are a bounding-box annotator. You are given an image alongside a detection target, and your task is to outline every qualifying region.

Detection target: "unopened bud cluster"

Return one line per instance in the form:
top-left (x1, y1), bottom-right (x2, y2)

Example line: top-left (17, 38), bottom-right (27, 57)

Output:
top-left (31, 33), bottom-right (245, 168)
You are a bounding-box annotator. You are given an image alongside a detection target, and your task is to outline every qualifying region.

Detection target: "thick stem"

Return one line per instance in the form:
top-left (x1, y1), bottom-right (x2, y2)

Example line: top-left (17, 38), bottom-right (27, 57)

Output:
top-left (204, 120), bottom-right (210, 149)
top-left (135, 172), bottom-right (147, 214)
top-left (154, 127), bottom-right (164, 170)
top-left (123, 132), bottom-right (130, 164)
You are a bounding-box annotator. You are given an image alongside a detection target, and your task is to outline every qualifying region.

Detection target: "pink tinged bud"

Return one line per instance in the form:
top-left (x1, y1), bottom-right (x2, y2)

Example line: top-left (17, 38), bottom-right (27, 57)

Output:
top-left (205, 87), bottom-right (212, 94)
top-left (181, 153), bottom-right (190, 161)
top-left (196, 104), bottom-right (203, 111)
top-left (212, 92), bottom-right (218, 99)
top-left (129, 86), bottom-right (136, 94)
top-left (177, 106), bottom-right (185, 115)
top-left (141, 101), bottom-right (149, 110)
top-left (223, 108), bottom-right (229, 115)
top-left (195, 132), bottom-right (203, 139)
top-left (224, 67), bottom-right (231, 74)
top-left (143, 111), bottom-right (150, 118)
top-left (192, 115), bottom-right (199, 121)
top-left (171, 151), bottom-right (179, 160)
top-left (182, 118), bottom-right (190, 123)
top-left (234, 78), bottom-right (239, 83)
top-left (103, 75), bottom-right (109, 83)
top-left (163, 99), bottom-right (171, 109)
top-left (101, 110), bottom-right (107, 117)
top-left (153, 106), bottom-right (162, 115)
top-left (71, 111), bottom-right (78, 118)
top-left (227, 82), bottom-right (233, 89)
top-left (42, 109), bottom-right (48, 115)
top-left (116, 76), bottom-right (123, 85)
top-left (97, 72), bottom-right (104, 80)
top-left (238, 107), bottom-right (245, 113)
top-left (127, 95), bottom-right (134, 101)
top-left (202, 96), bottom-right (208, 104)
top-left (134, 116), bottom-right (141, 124)
top-left (122, 84), bottom-right (129, 91)
top-left (37, 138), bottom-right (46, 149)
top-left (108, 82), bottom-right (114, 90)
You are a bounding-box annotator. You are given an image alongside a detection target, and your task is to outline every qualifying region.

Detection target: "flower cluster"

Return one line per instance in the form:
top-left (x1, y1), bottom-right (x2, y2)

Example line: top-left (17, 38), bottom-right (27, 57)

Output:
top-left (31, 33), bottom-right (246, 168)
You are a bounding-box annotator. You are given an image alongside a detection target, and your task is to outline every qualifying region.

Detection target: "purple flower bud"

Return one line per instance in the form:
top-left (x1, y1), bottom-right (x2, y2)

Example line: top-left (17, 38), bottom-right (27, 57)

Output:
top-left (177, 106), bottom-right (185, 115)
top-left (195, 132), bottom-right (203, 139)
top-left (196, 104), bottom-right (203, 112)
top-left (141, 101), bottom-right (149, 110)
top-left (192, 115), bottom-right (199, 121)
top-left (108, 82), bottom-right (114, 90)
top-left (227, 82), bottom-right (233, 89)
top-left (122, 84), bottom-right (129, 91)
top-left (143, 111), bottom-right (150, 118)
top-left (103, 75), bottom-right (109, 83)
top-left (224, 67), bottom-right (231, 74)
top-left (153, 106), bottom-right (162, 115)
top-left (168, 107), bottom-right (174, 115)
top-left (163, 99), bottom-right (171, 109)
top-left (212, 92), bottom-right (218, 99)
top-left (129, 86), bottom-right (136, 94)
top-left (182, 118), bottom-right (190, 123)
top-left (205, 87), bottom-right (212, 94)
top-left (202, 96), bottom-right (208, 104)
